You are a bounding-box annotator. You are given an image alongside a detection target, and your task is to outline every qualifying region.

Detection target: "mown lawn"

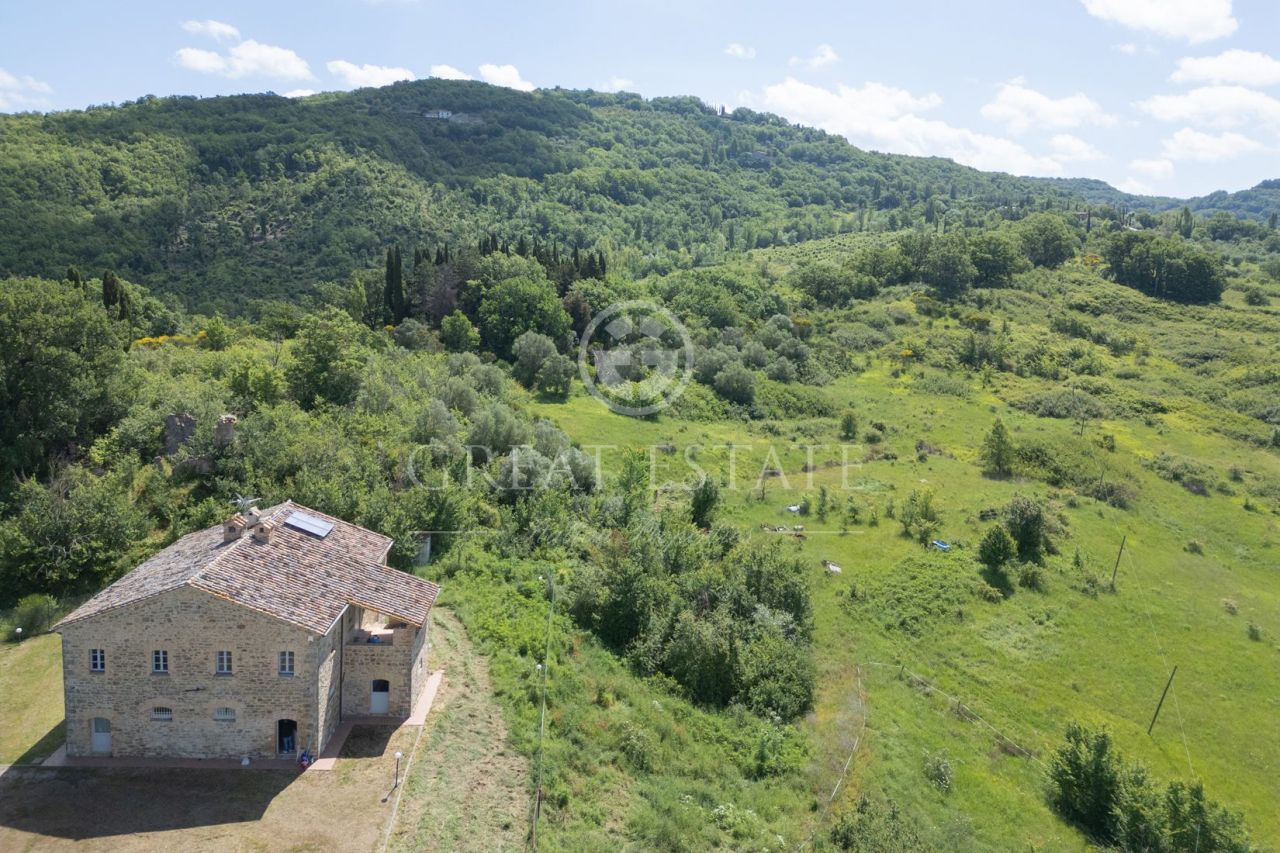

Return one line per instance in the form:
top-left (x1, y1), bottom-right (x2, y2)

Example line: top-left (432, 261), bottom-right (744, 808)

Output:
top-left (0, 633), bottom-right (64, 764)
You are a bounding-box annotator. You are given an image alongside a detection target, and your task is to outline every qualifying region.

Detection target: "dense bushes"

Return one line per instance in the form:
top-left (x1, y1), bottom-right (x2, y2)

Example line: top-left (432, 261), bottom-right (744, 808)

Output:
top-left (569, 527), bottom-right (815, 720)
top-left (1102, 232), bottom-right (1225, 304)
top-left (1049, 722), bottom-right (1252, 850)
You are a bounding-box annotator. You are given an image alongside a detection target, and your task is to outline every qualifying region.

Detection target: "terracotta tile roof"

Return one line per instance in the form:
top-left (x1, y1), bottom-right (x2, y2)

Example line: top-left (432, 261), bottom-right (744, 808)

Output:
top-left (55, 502), bottom-right (440, 634)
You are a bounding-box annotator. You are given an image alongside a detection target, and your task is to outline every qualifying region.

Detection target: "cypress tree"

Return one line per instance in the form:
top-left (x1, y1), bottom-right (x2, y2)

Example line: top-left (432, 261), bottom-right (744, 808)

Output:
top-left (383, 246), bottom-right (406, 324)
top-left (101, 270), bottom-right (119, 311)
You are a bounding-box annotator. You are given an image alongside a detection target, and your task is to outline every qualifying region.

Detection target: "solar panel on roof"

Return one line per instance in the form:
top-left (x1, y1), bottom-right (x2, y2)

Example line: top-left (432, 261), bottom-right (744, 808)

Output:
top-left (284, 511), bottom-right (335, 538)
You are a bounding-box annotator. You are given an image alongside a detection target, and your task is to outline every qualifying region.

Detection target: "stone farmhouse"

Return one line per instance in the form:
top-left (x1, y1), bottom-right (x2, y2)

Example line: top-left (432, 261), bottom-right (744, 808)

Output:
top-left (54, 502), bottom-right (440, 760)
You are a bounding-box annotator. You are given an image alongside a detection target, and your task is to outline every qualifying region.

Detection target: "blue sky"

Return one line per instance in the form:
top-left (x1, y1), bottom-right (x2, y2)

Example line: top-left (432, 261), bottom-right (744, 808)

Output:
top-left (2, 0), bottom-right (1278, 198)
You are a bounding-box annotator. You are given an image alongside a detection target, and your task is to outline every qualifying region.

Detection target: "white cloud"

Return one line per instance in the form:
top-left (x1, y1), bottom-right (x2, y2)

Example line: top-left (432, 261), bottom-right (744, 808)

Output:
top-left (284, 89), bottom-right (316, 98)
top-left (478, 63), bottom-right (534, 92)
top-left (175, 39), bottom-right (313, 80)
top-left (749, 77), bottom-right (1061, 175)
top-left (0, 67), bottom-right (51, 111)
top-left (1160, 127), bottom-right (1264, 161)
top-left (1081, 0), bottom-right (1237, 43)
top-left (1049, 134), bottom-right (1105, 162)
top-left (326, 60), bottom-right (415, 88)
top-left (429, 65), bottom-right (471, 81)
top-left (180, 19), bottom-right (240, 42)
top-left (1138, 85), bottom-right (1280, 128)
top-left (724, 43), bottom-right (756, 60)
top-left (981, 81), bottom-right (1114, 133)
top-left (599, 77), bottom-right (635, 93)
top-left (1170, 50), bottom-right (1280, 87)
top-left (789, 44), bottom-right (839, 71)
top-left (1129, 157), bottom-right (1175, 178)
top-left (1115, 42), bottom-right (1138, 55)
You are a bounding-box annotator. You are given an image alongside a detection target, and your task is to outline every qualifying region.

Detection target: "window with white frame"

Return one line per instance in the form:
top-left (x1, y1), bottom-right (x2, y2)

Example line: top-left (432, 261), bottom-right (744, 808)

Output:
top-left (216, 650), bottom-right (233, 674)
top-left (152, 649), bottom-right (168, 673)
top-left (279, 650), bottom-right (295, 676)
top-left (89, 648), bottom-right (105, 672)
top-left (150, 706), bottom-right (173, 721)
top-left (213, 707), bottom-right (236, 721)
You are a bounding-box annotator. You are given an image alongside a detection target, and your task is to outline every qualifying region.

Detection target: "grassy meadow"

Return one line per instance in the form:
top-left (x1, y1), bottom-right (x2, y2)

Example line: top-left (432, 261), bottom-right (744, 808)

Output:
top-left (523, 262), bottom-right (1280, 848)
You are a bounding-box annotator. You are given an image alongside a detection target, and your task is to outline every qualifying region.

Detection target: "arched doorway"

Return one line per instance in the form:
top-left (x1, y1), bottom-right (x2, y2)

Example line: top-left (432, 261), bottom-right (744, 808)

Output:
top-left (370, 679), bottom-right (390, 714)
top-left (277, 719), bottom-right (297, 755)
top-left (90, 717), bottom-right (112, 754)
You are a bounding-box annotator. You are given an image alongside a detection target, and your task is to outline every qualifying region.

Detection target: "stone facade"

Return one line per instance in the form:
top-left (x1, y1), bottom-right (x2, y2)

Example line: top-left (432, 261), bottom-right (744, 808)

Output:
top-left (340, 607), bottom-right (430, 719)
top-left (60, 586), bottom-right (428, 759)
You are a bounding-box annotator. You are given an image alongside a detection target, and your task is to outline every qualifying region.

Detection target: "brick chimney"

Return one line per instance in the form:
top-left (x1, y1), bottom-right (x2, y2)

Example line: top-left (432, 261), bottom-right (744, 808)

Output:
top-left (223, 514), bottom-right (247, 543)
top-left (250, 520), bottom-right (275, 544)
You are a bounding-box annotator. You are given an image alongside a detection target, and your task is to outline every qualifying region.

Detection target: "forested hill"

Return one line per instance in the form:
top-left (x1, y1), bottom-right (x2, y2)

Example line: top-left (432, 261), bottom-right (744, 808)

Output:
top-left (0, 78), bottom-right (1274, 312)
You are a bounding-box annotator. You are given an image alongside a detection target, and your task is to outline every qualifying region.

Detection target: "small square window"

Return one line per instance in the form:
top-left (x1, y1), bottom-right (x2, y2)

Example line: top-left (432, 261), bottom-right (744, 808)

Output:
top-left (89, 649), bottom-right (105, 672)
top-left (151, 706), bottom-right (173, 721)
top-left (213, 707), bottom-right (236, 722)
top-left (152, 650), bottom-right (168, 673)
top-left (279, 650), bottom-right (295, 676)
top-left (216, 650), bottom-right (233, 674)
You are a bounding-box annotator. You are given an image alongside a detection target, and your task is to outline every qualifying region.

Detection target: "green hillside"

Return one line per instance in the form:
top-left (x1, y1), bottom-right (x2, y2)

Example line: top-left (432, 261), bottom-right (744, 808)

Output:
top-left (3, 78), bottom-right (1280, 851)
top-left (3, 79), bottom-right (1273, 314)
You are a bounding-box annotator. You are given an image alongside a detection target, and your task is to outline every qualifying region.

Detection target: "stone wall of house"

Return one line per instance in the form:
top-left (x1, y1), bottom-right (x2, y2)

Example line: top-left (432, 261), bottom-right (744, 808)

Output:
top-left (315, 616), bottom-right (343, 750)
top-left (341, 626), bottom-right (417, 718)
top-left (59, 585), bottom-right (323, 759)
top-left (408, 614), bottom-right (431, 716)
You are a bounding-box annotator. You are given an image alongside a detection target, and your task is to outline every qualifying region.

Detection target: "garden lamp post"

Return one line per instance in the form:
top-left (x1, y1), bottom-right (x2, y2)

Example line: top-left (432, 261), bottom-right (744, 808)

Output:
top-left (14, 627), bottom-right (21, 642)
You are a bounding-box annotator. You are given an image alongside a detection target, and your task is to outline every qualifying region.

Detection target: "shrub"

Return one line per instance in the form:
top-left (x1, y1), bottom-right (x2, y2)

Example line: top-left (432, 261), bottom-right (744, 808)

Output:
top-left (690, 476), bottom-right (719, 528)
top-left (712, 362), bottom-right (756, 405)
top-left (898, 489), bottom-right (940, 544)
top-left (1017, 562), bottom-right (1047, 592)
top-left (922, 750), bottom-right (954, 792)
top-left (978, 526), bottom-right (1016, 568)
top-left (1247, 622), bottom-right (1262, 641)
top-left (10, 593), bottom-right (58, 637)
top-left (1048, 722), bottom-right (1253, 848)
top-left (391, 318), bottom-right (438, 351)
top-left (1048, 722), bottom-right (1123, 838)
top-left (830, 796), bottom-right (925, 851)
top-left (1003, 495), bottom-right (1048, 562)
top-left (840, 410), bottom-right (858, 441)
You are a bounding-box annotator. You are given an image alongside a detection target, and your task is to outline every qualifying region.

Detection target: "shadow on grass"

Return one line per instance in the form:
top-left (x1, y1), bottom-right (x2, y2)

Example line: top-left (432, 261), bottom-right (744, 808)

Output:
top-left (339, 724), bottom-right (397, 759)
top-left (979, 564), bottom-right (1015, 599)
top-left (0, 767), bottom-right (298, 840)
top-left (11, 720), bottom-right (64, 766)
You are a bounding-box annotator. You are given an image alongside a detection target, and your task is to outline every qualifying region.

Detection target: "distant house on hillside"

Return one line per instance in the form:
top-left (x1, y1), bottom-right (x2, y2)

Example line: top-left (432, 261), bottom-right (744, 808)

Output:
top-left (54, 502), bottom-right (440, 760)
top-left (423, 109), bottom-right (453, 119)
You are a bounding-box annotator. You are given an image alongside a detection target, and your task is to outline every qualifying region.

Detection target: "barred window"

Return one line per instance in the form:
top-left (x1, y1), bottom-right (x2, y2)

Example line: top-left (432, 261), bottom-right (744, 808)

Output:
top-left (214, 707), bottom-right (236, 721)
top-left (152, 650), bottom-right (168, 673)
top-left (90, 648), bottom-right (105, 672)
top-left (151, 706), bottom-right (173, 721)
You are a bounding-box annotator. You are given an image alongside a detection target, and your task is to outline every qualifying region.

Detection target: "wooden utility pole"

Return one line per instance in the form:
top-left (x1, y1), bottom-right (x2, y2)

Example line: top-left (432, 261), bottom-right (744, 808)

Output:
top-left (1147, 666), bottom-right (1178, 735)
top-left (1110, 535), bottom-right (1127, 592)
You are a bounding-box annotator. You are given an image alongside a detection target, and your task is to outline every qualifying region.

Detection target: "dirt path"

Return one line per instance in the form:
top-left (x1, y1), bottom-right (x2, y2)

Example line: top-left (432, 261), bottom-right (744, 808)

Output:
top-left (387, 608), bottom-right (531, 852)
